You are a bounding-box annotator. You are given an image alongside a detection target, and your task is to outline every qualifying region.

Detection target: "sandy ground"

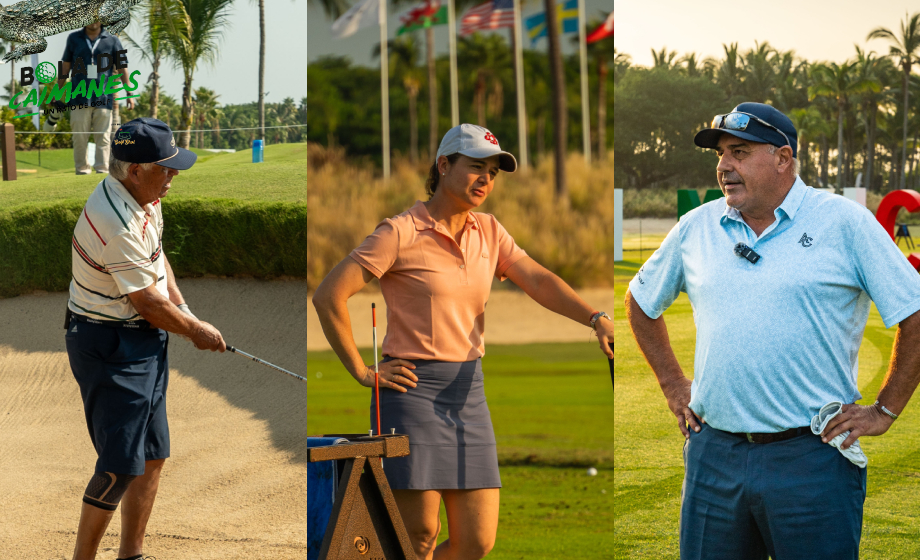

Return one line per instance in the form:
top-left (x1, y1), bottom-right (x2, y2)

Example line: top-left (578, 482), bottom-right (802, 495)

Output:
top-left (307, 286), bottom-right (617, 351)
top-left (0, 278), bottom-right (307, 560)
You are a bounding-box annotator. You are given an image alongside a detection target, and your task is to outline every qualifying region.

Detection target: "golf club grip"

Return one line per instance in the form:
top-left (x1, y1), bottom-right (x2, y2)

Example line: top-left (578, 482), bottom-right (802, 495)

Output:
top-left (228, 346), bottom-right (307, 383)
top-left (609, 358), bottom-right (614, 391)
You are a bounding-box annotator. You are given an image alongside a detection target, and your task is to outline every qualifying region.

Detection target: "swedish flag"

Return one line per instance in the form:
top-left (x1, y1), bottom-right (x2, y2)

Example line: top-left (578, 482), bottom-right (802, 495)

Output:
top-left (524, 0), bottom-right (579, 46)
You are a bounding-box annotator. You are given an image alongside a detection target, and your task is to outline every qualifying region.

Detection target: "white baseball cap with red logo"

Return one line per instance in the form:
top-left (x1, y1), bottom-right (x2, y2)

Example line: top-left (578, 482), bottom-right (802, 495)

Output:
top-left (436, 123), bottom-right (518, 172)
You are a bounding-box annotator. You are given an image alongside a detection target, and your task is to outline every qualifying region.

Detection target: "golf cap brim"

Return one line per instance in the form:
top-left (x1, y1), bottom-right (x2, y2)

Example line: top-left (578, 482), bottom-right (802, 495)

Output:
top-left (153, 146), bottom-right (197, 171)
top-left (458, 148), bottom-right (518, 173)
top-left (694, 128), bottom-right (767, 150)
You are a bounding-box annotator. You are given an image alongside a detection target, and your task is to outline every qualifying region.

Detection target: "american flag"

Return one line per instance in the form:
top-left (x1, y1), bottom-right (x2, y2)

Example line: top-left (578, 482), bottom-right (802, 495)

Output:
top-left (459, 0), bottom-right (515, 37)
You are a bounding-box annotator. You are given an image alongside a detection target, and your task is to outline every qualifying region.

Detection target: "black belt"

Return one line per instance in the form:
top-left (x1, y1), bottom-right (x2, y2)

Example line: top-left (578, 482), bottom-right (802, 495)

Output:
top-left (67, 310), bottom-right (154, 330)
top-left (726, 426), bottom-right (812, 444)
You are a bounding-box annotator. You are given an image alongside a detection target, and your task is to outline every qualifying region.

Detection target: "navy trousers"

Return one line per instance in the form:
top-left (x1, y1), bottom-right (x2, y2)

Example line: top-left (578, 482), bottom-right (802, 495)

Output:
top-left (680, 424), bottom-right (867, 560)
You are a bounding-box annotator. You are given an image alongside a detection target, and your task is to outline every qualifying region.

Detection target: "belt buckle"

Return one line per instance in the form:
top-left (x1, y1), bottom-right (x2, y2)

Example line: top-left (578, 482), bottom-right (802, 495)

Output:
top-left (746, 433), bottom-right (754, 443)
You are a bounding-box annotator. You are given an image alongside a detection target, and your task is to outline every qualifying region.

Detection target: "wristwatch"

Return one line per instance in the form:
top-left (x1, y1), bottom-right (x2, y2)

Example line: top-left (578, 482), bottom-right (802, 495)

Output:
top-left (590, 311), bottom-right (611, 330)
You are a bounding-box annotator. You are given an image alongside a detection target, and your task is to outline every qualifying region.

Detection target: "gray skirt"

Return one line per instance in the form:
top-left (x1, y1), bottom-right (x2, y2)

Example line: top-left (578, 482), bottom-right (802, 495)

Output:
top-left (370, 358), bottom-right (501, 490)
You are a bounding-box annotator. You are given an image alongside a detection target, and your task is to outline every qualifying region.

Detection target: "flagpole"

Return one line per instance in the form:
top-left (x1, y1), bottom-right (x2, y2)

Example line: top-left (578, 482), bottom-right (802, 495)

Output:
top-left (380, 0), bottom-right (391, 179)
top-left (577, 0), bottom-right (590, 165)
top-left (513, 0), bottom-right (528, 170)
top-left (447, 0), bottom-right (459, 127)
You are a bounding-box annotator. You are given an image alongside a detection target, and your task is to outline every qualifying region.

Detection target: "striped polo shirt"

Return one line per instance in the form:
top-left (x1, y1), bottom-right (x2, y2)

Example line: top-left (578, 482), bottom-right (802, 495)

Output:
top-left (69, 176), bottom-right (167, 321)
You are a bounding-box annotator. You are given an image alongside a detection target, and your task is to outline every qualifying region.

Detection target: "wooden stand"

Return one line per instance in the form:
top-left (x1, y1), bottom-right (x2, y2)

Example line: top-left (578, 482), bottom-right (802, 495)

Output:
top-left (307, 434), bottom-right (414, 560)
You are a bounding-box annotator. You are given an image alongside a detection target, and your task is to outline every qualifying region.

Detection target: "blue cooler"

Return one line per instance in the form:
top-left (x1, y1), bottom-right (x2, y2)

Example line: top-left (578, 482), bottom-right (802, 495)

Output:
top-left (307, 437), bottom-right (347, 560)
top-left (252, 139), bottom-right (264, 163)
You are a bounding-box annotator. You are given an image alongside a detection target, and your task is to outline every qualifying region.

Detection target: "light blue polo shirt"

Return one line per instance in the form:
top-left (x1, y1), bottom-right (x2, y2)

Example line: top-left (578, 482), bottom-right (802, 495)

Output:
top-left (629, 177), bottom-right (920, 433)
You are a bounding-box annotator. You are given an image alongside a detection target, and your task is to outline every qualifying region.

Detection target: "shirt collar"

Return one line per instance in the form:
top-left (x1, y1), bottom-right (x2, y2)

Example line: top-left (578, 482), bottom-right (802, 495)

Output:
top-left (104, 176), bottom-right (147, 216)
top-left (720, 176), bottom-right (808, 224)
top-left (408, 200), bottom-right (479, 232)
top-left (82, 28), bottom-right (110, 43)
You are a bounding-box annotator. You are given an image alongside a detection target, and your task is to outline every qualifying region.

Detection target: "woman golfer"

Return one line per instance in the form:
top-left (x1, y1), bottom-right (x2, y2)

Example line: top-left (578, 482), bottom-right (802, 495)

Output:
top-left (313, 124), bottom-right (614, 560)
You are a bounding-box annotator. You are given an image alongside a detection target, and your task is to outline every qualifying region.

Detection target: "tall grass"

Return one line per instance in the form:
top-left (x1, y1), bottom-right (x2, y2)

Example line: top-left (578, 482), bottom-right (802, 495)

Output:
top-left (307, 144), bottom-right (615, 291)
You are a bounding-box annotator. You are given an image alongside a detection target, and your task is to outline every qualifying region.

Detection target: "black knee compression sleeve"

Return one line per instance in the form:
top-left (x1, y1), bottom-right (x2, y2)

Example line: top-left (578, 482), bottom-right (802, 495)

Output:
top-left (83, 472), bottom-right (137, 511)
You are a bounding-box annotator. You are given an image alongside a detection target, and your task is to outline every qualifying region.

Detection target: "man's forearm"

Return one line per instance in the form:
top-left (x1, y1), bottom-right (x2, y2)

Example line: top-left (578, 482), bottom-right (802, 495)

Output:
top-left (876, 311), bottom-right (920, 415)
top-left (625, 289), bottom-right (687, 390)
top-left (133, 290), bottom-right (197, 335)
top-left (163, 256), bottom-right (185, 307)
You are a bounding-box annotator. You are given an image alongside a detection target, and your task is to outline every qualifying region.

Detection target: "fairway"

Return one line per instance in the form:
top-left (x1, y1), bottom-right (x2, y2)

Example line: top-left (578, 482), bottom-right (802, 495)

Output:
top-left (0, 142), bottom-right (306, 210)
top-left (613, 253), bottom-right (920, 560)
top-left (307, 343), bottom-right (614, 559)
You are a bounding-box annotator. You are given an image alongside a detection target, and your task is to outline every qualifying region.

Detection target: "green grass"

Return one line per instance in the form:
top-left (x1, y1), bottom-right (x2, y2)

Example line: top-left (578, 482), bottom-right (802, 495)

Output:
top-left (307, 343), bottom-right (614, 559)
top-left (0, 143), bottom-right (305, 210)
top-left (613, 250), bottom-right (920, 560)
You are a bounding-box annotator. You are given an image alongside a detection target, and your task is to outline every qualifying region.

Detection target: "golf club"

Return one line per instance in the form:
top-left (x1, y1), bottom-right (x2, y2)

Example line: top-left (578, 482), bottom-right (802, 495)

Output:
top-left (228, 346), bottom-right (306, 383)
top-left (373, 303), bottom-right (380, 437)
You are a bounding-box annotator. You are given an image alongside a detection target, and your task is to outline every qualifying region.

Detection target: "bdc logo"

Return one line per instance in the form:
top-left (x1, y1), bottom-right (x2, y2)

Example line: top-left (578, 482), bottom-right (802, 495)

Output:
top-left (9, 51), bottom-right (141, 118)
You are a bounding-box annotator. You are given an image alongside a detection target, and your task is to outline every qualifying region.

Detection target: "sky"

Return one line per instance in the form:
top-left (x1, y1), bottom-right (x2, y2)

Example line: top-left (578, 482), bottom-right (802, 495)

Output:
top-left (616, 1), bottom-right (920, 68)
top-left (9, 1), bottom-right (308, 107)
top-left (308, 0), bottom-right (615, 67)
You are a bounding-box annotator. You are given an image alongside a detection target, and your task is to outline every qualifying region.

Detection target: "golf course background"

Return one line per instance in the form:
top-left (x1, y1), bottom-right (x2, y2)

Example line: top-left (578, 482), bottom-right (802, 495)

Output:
top-left (307, 343), bottom-right (614, 559)
top-left (0, 143), bottom-right (307, 297)
top-left (614, 229), bottom-right (920, 560)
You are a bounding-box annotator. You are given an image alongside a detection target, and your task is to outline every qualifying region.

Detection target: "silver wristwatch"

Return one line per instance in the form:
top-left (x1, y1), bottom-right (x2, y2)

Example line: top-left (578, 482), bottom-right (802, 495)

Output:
top-left (590, 311), bottom-right (611, 330)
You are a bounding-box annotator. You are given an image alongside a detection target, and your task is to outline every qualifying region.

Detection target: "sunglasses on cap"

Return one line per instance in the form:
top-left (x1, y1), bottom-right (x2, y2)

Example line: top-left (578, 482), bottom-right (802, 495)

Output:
top-left (711, 112), bottom-right (791, 150)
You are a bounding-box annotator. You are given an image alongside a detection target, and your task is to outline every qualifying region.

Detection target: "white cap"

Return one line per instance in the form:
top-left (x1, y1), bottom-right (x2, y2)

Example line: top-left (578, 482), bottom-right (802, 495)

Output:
top-left (436, 124), bottom-right (517, 172)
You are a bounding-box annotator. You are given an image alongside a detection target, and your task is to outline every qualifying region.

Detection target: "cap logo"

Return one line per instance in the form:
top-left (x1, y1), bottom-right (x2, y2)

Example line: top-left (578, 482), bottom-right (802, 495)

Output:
top-left (484, 132), bottom-right (498, 145)
top-left (170, 137), bottom-right (175, 147)
top-left (114, 127), bottom-right (135, 145)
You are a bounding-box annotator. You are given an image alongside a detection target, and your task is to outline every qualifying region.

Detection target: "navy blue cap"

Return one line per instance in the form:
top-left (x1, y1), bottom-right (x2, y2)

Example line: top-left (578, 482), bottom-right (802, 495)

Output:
top-left (111, 117), bottom-right (197, 170)
top-left (694, 102), bottom-right (798, 158)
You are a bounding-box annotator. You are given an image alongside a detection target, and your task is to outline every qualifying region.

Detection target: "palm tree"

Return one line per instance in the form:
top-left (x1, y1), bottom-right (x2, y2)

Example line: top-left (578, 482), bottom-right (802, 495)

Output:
top-left (868, 11), bottom-right (920, 189)
top-left (544, 0), bottom-right (566, 203)
top-left (853, 46), bottom-right (895, 191)
top-left (588, 18), bottom-right (614, 161)
top-left (375, 36), bottom-right (425, 162)
top-left (156, 0), bottom-right (234, 149)
top-left (193, 86), bottom-right (220, 148)
top-left (650, 47), bottom-right (678, 70)
top-left (809, 61), bottom-right (880, 189)
top-left (122, 0), bottom-right (170, 119)
top-left (715, 42), bottom-right (744, 101)
top-left (457, 33), bottom-right (512, 127)
top-left (788, 105), bottom-right (829, 185)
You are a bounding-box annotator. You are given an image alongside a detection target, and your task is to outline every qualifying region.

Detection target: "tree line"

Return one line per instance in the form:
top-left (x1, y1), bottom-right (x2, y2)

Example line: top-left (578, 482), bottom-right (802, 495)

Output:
top-left (614, 12), bottom-right (920, 193)
top-left (307, 25), bottom-right (614, 168)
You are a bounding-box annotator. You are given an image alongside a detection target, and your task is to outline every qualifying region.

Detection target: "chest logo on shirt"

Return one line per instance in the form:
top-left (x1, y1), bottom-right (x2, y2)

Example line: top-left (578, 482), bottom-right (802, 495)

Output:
top-left (798, 233), bottom-right (813, 247)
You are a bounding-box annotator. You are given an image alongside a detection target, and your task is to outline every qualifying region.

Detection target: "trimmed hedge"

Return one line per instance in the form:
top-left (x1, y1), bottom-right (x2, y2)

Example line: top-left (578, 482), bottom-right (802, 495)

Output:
top-left (0, 198), bottom-right (307, 298)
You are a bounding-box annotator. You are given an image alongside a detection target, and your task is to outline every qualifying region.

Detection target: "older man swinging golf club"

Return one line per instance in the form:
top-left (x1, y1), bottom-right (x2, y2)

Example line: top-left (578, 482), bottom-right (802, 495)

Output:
top-left (64, 117), bottom-right (225, 560)
top-left (314, 124), bottom-right (614, 560)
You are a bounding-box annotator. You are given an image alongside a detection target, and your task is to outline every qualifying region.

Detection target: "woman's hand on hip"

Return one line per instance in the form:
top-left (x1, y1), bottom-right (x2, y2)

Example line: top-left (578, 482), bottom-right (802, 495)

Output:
top-left (360, 359), bottom-right (418, 392)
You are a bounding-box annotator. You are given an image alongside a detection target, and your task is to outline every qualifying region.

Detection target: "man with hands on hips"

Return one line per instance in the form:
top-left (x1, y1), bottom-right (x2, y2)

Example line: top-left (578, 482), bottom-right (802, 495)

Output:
top-left (625, 102), bottom-right (920, 560)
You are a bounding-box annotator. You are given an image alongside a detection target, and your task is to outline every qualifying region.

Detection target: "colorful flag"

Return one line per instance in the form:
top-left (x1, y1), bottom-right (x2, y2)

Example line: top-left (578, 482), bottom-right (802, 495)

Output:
top-left (587, 11), bottom-right (613, 43)
top-left (459, 0), bottom-right (515, 37)
top-left (331, 0), bottom-right (383, 39)
top-left (524, 0), bottom-right (579, 46)
top-left (397, 1), bottom-right (448, 35)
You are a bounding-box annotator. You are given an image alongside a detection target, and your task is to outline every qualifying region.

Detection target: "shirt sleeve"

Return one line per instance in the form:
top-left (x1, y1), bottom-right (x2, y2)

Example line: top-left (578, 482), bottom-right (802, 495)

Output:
top-left (851, 211), bottom-right (920, 328)
top-left (62, 35), bottom-right (75, 63)
top-left (627, 222), bottom-right (686, 319)
top-left (101, 232), bottom-right (160, 295)
top-left (349, 219), bottom-right (399, 278)
top-left (493, 220), bottom-right (528, 280)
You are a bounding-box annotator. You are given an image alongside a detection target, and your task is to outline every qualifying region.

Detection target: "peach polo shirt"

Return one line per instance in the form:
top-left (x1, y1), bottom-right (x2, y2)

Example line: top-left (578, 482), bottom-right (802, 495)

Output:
top-left (350, 200), bottom-right (528, 362)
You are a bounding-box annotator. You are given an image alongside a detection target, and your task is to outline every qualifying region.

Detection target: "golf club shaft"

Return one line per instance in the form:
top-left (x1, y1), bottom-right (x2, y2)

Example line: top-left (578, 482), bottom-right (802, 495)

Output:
top-left (228, 346), bottom-right (307, 383)
top-left (373, 303), bottom-right (380, 436)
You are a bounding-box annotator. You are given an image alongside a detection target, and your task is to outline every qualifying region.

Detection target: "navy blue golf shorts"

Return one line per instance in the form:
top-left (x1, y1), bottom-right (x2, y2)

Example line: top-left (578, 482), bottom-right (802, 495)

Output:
top-left (65, 314), bottom-right (171, 476)
top-left (679, 423), bottom-right (867, 560)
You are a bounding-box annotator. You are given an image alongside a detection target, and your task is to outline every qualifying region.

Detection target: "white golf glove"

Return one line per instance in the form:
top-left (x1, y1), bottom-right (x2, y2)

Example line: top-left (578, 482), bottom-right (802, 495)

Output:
top-left (810, 401), bottom-right (868, 469)
top-left (176, 303), bottom-right (196, 342)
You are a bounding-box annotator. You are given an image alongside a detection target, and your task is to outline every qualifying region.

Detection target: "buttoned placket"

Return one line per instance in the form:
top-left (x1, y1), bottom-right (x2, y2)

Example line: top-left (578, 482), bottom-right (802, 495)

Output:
top-left (433, 219), bottom-right (477, 286)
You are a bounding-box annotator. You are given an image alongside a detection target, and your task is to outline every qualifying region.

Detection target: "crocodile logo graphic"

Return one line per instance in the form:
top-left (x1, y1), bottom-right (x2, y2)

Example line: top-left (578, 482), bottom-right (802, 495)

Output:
top-left (0, 0), bottom-right (141, 63)
top-left (798, 233), bottom-right (813, 247)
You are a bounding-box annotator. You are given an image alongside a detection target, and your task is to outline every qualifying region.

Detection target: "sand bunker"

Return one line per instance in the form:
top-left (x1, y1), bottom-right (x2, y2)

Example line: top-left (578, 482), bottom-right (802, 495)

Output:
top-left (0, 278), bottom-right (307, 559)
